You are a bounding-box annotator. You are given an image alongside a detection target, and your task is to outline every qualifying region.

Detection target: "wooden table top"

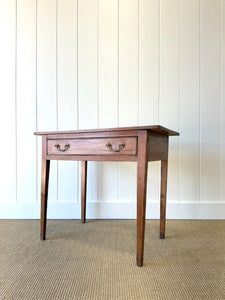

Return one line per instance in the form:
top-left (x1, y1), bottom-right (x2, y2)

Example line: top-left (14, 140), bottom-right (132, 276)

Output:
top-left (34, 125), bottom-right (179, 136)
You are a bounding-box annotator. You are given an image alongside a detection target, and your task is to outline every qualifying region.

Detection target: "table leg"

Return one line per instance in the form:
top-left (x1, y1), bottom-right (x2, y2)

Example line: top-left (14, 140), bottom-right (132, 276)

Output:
top-left (137, 159), bottom-right (148, 267)
top-left (160, 159), bottom-right (168, 239)
top-left (40, 159), bottom-right (50, 240)
top-left (136, 131), bottom-right (148, 267)
top-left (81, 161), bottom-right (87, 223)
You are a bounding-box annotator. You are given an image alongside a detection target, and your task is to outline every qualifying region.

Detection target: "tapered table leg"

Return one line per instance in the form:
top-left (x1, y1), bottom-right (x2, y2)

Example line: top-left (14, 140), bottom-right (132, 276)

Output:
top-left (160, 159), bottom-right (168, 239)
top-left (136, 131), bottom-right (148, 267)
top-left (40, 159), bottom-right (50, 240)
top-left (81, 161), bottom-right (87, 223)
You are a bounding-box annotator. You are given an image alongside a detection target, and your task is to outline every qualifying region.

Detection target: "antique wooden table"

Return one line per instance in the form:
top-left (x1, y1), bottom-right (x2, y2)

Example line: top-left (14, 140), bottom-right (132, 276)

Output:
top-left (34, 125), bottom-right (179, 267)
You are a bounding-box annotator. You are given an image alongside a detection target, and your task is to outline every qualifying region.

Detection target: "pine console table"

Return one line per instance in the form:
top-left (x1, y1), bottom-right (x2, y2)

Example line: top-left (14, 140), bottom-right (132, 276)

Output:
top-left (34, 125), bottom-right (179, 267)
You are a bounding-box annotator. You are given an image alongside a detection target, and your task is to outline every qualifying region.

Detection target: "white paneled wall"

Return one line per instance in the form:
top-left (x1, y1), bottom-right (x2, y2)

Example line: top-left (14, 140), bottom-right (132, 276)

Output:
top-left (57, 0), bottom-right (78, 203)
top-left (222, 0), bottom-right (225, 203)
top-left (98, 0), bottom-right (118, 203)
top-left (200, 0), bottom-right (221, 203)
top-left (0, 0), bottom-right (225, 219)
top-left (0, 0), bottom-right (16, 204)
top-left (179, 0), bottom-right (200, 203)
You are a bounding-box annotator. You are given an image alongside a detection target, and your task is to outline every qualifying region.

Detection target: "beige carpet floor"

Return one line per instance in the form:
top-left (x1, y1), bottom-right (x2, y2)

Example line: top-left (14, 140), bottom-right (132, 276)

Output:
top-left (0, 220), bottom-right (224, 300)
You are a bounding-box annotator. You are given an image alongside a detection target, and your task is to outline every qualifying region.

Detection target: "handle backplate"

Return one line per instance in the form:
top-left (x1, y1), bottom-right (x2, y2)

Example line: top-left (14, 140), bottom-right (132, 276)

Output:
top-left (55, 143), bottom-right (70, 152)
top-left (106, 142), bottom-right (125, 152)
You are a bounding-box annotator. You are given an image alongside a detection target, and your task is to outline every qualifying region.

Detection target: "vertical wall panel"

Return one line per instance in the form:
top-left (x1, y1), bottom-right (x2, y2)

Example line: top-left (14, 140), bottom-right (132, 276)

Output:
top-left (200, 0), bottom-right (221, 202)
top-left (221, 0), bottom-right (225, 203)
top-left (37, 0), bottom-right (57, 203)
top-left (179, 0), bottom-right (200, 202)
top-left (139, 0), bottom-right (159, 125)
top-left (78, 0), bottom-right (98, 130)
top-left (17, 0), bottom-right (36, 203)
top-left (0, 0), bottom-right (16, 202)
top-left (118, 0), bottom-right (138, 203)
top-left (98, 0), bottom-right (118, 202)
top-left (78, 0), bottom-right (98, 202)
top-left (98, 0), bottom-right (118, 128)
top-left (119, 0), bottom-right (139, 127)
top-left (159, 0), bottom-right (180, 203)
top-left (139, 0), bottom-right (160, 203)
top-left (58, 0), bottom-right (78, 203)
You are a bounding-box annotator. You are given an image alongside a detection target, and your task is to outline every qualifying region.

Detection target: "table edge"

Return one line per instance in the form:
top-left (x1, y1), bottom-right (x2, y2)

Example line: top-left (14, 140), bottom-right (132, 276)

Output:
top-left (34, 125), bottom-right (179, 136)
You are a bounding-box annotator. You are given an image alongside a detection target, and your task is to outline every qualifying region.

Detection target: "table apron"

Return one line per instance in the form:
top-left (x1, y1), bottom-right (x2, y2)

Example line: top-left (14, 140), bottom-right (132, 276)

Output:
top-left (45, 154), bottom-right (138, 162)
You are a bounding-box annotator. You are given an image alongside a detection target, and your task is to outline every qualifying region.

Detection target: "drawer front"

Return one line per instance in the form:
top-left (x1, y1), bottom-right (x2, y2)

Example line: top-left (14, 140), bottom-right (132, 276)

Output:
top-left (47, 137), bottom-right (137, 156)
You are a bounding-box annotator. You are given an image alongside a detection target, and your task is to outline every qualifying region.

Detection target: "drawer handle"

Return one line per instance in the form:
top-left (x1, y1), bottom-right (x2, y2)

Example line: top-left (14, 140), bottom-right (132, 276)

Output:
top-left (55, 143), bottom-right (70, 152)
top-left (106, 142), bottom-right (125, 152)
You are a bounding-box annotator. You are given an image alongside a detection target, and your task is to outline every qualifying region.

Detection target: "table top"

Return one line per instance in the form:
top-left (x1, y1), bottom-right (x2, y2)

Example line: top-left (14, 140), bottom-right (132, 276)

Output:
top-left (34, 125), bottom-right (179, 136)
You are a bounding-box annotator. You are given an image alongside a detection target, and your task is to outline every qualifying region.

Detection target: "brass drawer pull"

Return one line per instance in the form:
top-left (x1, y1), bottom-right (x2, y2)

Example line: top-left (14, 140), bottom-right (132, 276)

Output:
top-left (106, 142), bottom-right (125, 152)
top-left (55, 143), bottom-right (70, 152)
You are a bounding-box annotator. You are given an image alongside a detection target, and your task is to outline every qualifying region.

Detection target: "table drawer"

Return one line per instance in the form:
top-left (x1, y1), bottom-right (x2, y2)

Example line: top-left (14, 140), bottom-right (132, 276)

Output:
top-left (47, 137), bottom-right (137, 156)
